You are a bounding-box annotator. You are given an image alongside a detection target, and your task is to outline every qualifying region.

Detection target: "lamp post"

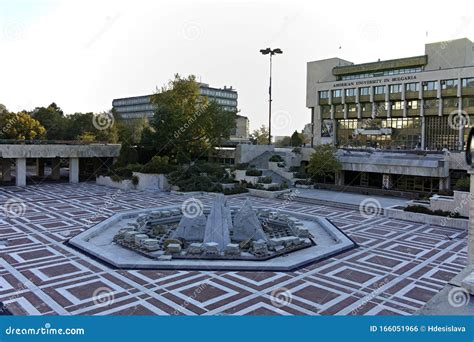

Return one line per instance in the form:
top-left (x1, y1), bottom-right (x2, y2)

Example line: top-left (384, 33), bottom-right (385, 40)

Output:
top-left (260, 47), bottom-right (283, 145)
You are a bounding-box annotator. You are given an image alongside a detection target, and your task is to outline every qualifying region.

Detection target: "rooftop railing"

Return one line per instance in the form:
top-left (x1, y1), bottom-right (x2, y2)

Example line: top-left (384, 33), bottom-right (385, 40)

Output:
top-left (0, 139), bottom-right (112, 145)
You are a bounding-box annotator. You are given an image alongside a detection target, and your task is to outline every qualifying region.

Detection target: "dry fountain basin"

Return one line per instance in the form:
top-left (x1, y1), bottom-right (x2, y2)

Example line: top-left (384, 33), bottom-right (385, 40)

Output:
top-left (69, 195), bottom-right (355, 271)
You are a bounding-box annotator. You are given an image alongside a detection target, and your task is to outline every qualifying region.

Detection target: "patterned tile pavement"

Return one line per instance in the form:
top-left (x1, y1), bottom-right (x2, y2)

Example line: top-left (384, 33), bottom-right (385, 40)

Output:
top-left (0, 183), bottom-right (467, 315)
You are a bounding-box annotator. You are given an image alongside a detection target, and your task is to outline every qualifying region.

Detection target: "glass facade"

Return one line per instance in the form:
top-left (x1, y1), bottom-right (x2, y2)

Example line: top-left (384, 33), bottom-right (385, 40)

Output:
top-left (336, 118), bottom-right (421, 149)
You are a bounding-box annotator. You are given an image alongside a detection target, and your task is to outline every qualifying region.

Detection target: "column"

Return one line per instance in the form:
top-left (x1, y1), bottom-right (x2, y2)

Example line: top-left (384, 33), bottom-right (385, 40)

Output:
top-left (421, 116), bottom-right (426, 150)
top-left (382, 174), bottom-right (393, 190)
top-left (51, 158), bottom-right (61, 180)
top-left (335, 170), bottom-right (344, 186)
top-left (69, 157), bottom-right (79, 184)
top-left (15, 158), bottom-right (26, 187)
top-left (459, 95), bottom-right (464, 151)
top-left (468, 170), bottom-right (474, 264)
top-left (1, 159), bottom-right (12, 182)
top-left (36, 158), bottom-right (45, 177)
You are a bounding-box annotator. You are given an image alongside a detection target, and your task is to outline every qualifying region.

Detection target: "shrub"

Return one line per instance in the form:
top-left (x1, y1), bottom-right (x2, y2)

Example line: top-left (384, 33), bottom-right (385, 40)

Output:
top-left (269, 155), bottom-right (284, 162)
top-left (167, 162), bottom-right (225, 192)
top-left (267, 185), bottom-right (281, 191)
top-left (453, 177), bottom-right (470, 192)
top-left (246, 169), bottom-right (262, 176)
top-left (289, 166), bottom-right (300, 172)
top-left (259, 176), bottom-right (272, 184)
top-left (292, 147), bottom-right (301, 154)
top-left (116, 146), bottom-right (138, 167)
top-left (141, 156), bottom-right (176, 174)
top-left (223, 185), bottom-right (249, 195)
top-left (404, 205), bottom-right (462, 218)
top-left (235, 163), bottom-right (249, 170)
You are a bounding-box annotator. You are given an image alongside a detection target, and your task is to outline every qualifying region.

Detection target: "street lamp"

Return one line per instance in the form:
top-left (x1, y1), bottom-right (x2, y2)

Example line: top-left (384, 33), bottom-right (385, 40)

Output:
top-left (260, 47), bottom-right (283, 145)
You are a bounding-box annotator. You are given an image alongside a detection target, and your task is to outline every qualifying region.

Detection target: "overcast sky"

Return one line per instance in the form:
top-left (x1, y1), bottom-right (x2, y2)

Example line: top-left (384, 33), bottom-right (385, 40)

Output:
top-left (0, 0), bottom-right (473, 136)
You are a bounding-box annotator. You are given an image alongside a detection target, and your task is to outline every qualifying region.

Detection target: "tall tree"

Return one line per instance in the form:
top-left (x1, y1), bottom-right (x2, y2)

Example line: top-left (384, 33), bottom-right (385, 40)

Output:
top-left (307, 144), bottom-right (341, 182)
top-left (31, 103), bottom-right (67, 140)
top-left (249, 125), bottom-right (270, 145)
top-left (290, 130), bottom-right (303, 147)
top-left (145, 74), bottom-right (236, 162)
top-left (0, 111), bottom-right (46, 140)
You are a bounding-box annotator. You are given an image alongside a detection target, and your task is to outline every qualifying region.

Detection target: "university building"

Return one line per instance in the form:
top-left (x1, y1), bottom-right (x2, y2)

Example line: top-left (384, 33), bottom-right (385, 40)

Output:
top-left (112, 83), bottom-right (238, 120)
top-left (306, 38), bottom-right (474, 193)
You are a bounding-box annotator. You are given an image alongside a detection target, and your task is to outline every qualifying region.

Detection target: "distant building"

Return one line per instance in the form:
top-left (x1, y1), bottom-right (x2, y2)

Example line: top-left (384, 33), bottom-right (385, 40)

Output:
top-left (230, 115), bottom-right (249, 141)
top-left (112, 83), bottom-right (238, 120)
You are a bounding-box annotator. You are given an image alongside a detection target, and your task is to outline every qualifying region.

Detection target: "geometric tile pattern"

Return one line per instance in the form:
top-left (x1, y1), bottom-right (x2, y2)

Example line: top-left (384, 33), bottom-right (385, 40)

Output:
top-left (0, 183), bottom-right (467, 315)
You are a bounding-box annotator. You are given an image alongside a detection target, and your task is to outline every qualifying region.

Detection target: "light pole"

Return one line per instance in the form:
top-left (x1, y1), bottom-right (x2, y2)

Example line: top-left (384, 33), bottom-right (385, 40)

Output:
top-left (260, 47), bottom-right (283, 145)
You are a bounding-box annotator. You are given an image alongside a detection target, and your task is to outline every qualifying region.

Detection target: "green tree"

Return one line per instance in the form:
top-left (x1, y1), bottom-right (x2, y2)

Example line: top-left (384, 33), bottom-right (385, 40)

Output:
top-left (0, 111), bottom-right (46, 140)
top-left (290, 130), bottom-right (303, 147)
top-left (307, 144), bottom-right (341, 182)
top-left (249, 125), bottom-right (270, 145)
top-left (145, 74), bottom-right (236, 162)
top-left (31, 103), bottom-right (67, 140)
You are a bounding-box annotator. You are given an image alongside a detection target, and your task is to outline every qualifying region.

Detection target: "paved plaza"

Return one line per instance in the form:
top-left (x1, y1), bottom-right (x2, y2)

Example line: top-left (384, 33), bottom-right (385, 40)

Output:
top-left (0, 183), bottom-right (467, 315)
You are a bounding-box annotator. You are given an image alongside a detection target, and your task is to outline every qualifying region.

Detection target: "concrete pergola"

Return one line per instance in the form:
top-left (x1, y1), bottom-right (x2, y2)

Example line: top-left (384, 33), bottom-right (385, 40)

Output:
top-left (0, 143), bottom-right (121, 186)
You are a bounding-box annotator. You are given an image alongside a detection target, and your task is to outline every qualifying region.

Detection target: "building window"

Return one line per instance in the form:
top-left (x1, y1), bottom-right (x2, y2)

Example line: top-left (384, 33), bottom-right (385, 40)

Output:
top-left (319, 90), bottom-right (329, 99)
top-left (423, 81), bottom-right (438, 91)
top-left (424, 99), bottom-right (440, 109)
top-left (462, 78), bottom-right (474, 88)
top-left (389, 84), bottom-right (402, 94)
top-left (348, 104), bottom-right (357, 112)
top-left (332, 89), bottom-right (342, 98)
top-left (391, 101), bottom-right (404, 110)
top-left (441, 79), bottom-right (458, 89)
top-left (374, 86), bottom-right (385, 95)
top-left (359, 87), bottom-right (370, 96)
top-left (443, 98), bottom-right (458, 108)
top-left (345, 88), bottom-right (356, 97)
top-left (405, 82), bottom-right (419, 92)
top-left (407, 100), bottom-right (419, 110)
top-left (463, 97), bottom-right (474, 108)
top-left (360, 103), bottom-right (372, 112)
